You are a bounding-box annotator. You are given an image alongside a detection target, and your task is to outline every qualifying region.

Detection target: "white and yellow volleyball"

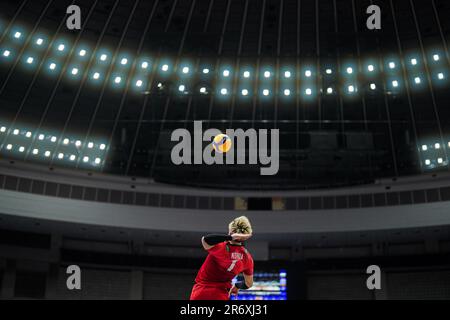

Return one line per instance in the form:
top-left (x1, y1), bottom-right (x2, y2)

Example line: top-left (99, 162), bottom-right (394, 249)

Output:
top-left (212, 134), bottom-right (232, 154)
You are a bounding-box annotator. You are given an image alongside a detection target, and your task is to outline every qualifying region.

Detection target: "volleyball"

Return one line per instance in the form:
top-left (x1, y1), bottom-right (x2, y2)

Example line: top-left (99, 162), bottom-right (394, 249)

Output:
top-left (212, 134), bottom-right (232, 154)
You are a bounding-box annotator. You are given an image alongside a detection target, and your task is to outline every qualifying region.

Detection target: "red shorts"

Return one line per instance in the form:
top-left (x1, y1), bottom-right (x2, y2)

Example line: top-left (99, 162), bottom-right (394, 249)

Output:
top-left (190, 284), bottom-right (230, 301)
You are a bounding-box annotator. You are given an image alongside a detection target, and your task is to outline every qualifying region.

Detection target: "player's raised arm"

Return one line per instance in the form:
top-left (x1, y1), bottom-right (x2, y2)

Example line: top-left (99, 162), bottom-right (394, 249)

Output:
top-left (201, 234), bottom-right (232, 250)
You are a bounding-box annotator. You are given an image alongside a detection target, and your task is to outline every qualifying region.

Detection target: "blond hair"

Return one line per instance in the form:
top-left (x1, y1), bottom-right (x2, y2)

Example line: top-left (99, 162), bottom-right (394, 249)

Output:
top-left (229, 216), bottom-right (253, 235)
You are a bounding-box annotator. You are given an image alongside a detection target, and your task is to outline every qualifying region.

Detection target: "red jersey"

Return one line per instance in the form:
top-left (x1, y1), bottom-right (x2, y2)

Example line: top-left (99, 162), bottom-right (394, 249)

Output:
top-left (195, 242), bottom-right (254, 289)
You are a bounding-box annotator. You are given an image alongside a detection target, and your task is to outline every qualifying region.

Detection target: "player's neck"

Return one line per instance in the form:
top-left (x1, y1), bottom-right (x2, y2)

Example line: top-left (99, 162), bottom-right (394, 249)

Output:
top-left (228, 240), bottom-right (244, 246)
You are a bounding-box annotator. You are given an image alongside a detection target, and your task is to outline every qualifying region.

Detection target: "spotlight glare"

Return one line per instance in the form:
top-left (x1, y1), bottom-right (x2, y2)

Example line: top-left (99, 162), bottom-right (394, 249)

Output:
top-left (425, 159), bottom-right (431, 165)
top-left (38, 134), bottom-right (45, 140)
top-left (178, 85), bottom-right (185, 92)
top-left (36, 38), bottom-right (44, 45)
top-left (392, 80), bottom-right (399, 88)
top-left (141, 61), bottom-right (149, 69)
top-left (88, 142), bottom-right (94, 149)
top-left (220, 88), bottom-right (228, 95)
top-left (14, 31), bottom-right (21, 39)
top-left (13, 129), bottom-right (19, 135)
top-left (57, 44), bottom-right (65, 51)
top-left (19, 146), bottom-right (25, 153)
top-left (243, 71), bottom-right (250, 78)
top-left (95, 158), bottom-right (101, 165)
top-left (161, 64), bottom-right (169, 72)
top-left (283, 89), bottom-right (291, 96)
top-left (83, 156), bottom-right (89, 163)
top-left (25, 131), bottom-right (32, 138)
top-left (114, 76), bottom-right (122, 84)
top-left (264, 71), bottom-right (271, 78)
top-left (202, 68), bottom-right (210, 74)
top-left (411, 58), bottom-right (417, 65)
top-left (79, 49), bottom-right (87, 57)
top-left (305, 70), bottom-right (312, 77)
top-left (263, 89), bottom-right (270, 96)
top-left (438, 158), bottom-right (443, 164)
top-left (438, 73), bottom-right (444, 80)
top-left (2, 50), bottom-right (11, 57)
top-left (63, 138), bottom-right (69, 145)
top-left (305, 88), bottom-right (312, 95)
top-left (44, 151), bottom-right (51, 158)
top-left (435, 143), bottom-right (440, 149)
top-left (0, 126), bottom-right (6, 132)
top-left (135, 80), bottom-right (143, 87)
top-left (326, 69), bottom-right (332, 75)
top-left (414, 77), bottom-right (421, 84)
top-left (71, 68), bottom-right (79, 75)
top-left (6, 144), bottom-right (12, 150)
top-left (223, 70), bottom-right (230, 77)
top-left (346, 67), bottom-right (353, 74)
top-left (326, 87), bottom-right (333, 94)
top-left (284, 71), bottom-right (291, 78)
top-left (367, 65), bottom-right (374, 72)
top-left (388, 62), bottom-right (395, 69)
top-left (241, 89), bottom-right (249, 96)
top-left (58, 153), bottom-right (64, 159)
top-left (421, 145), bottom-right (428, 151)
top-left (51, 136), bottom-right (57, 143)
top-left (93, 72), bottom-right (100, 80)
top-left (199, 87), bottom-right (207, 94)
top-left (75, 140), bottom-right (82, 147)
top-left (100, 144), bottom-right (106, 150)
top-left (26, 57), bottom-right (34, 64)
top-left (348, 85), bottom-right (355, 93)
top-left (32, 149), bottom-right (39, 155)
top-left (49, 63), bottom-right (56, 70)
top-left (69, 155), bottom-right (76, 161)
top-left (370, 83), bottom-right (376, 90)
top-left (120, 58), bottom-right (128, 65)
top-left (182, 66), bottom-right (189, 74)
top-left (433, 54), bottom-right (440, 61)
top-left (100, 54), bottom-right (108, 61)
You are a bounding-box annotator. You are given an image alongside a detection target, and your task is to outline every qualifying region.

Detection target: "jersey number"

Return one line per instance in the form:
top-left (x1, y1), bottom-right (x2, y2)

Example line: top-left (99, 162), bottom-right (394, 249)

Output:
top-left (227, 260), bottom-right (238, 272)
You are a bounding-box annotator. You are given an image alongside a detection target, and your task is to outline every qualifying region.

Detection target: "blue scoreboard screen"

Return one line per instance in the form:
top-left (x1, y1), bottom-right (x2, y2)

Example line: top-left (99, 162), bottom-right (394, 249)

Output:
top-left (232, 270), bottom-right (287, 301)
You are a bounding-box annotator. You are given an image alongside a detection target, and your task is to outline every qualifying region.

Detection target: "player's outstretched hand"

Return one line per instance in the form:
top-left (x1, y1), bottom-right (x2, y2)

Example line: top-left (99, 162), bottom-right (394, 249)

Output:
top-left (231, 233), bottom-right (252, 242)
top-left (229, 285), bottom-right (239, 297)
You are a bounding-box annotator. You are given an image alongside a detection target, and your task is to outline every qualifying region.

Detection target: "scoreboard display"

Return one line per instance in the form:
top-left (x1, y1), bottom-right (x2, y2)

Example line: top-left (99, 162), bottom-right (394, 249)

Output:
top-left (232, 270), bottom-right (287, 301)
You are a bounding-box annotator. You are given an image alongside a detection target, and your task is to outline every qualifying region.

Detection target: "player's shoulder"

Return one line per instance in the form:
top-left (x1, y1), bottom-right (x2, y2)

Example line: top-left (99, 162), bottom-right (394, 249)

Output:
top-left (243, 247), bottom-right (253, 259)
top-left (207, 241), bottom-right (227, 252)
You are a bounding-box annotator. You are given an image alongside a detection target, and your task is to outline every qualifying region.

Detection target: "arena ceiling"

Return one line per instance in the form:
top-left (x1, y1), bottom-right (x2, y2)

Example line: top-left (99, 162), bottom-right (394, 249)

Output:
top-left (0, 0), bottom-right (450, 189)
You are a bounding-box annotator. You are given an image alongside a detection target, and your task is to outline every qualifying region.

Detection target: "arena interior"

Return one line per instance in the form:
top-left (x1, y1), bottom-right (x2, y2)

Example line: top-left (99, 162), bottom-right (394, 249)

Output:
top-left (0, 0), bottom-right (450, 300)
